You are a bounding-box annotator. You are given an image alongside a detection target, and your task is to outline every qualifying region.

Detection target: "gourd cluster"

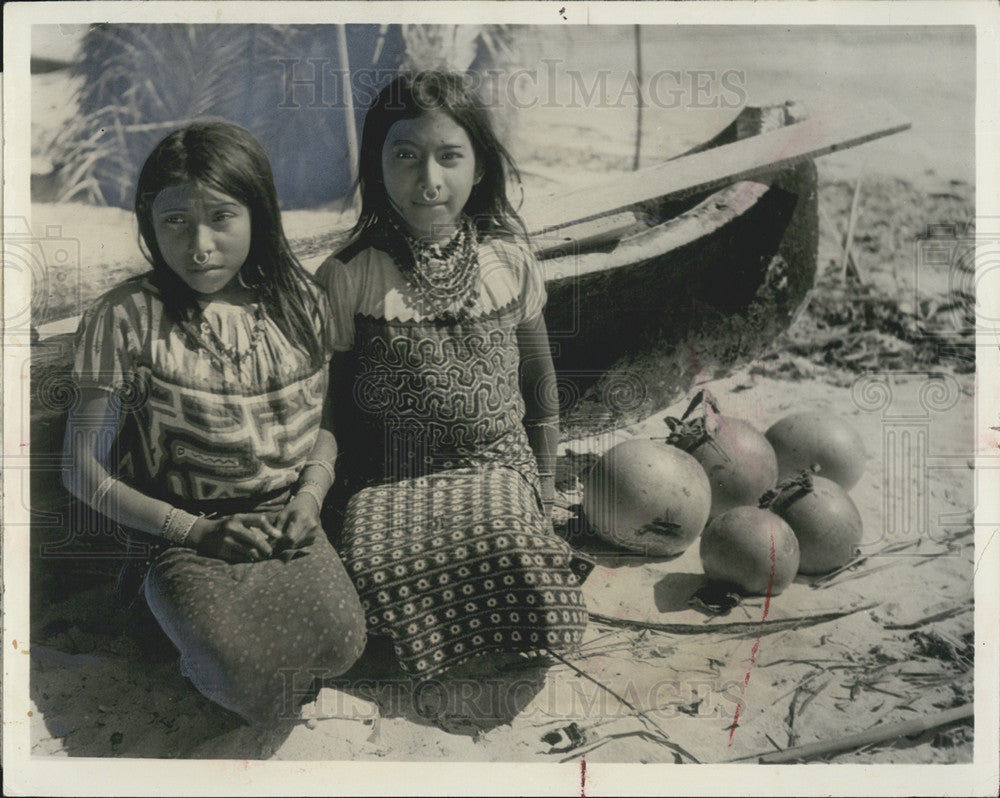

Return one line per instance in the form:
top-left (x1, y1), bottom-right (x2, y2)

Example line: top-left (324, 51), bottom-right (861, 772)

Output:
top-left (582, 391), bottom-right (866, 596)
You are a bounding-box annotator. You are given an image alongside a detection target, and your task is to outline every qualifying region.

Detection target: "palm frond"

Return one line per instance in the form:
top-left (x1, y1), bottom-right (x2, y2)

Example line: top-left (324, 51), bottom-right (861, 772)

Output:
top-left (48, 23), bottom-right (516, 208)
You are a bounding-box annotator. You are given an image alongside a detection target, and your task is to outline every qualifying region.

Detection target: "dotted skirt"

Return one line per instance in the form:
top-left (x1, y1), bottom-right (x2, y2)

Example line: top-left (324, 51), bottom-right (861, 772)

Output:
top-left (144, 534), bottom-right (366, 724)
top-left (340, 466), bottom-right (594, 678)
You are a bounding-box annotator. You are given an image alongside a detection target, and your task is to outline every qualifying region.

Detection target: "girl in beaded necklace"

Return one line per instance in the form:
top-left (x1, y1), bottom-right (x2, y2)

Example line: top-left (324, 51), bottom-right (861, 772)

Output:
top-left (317, 72), bottom-right (593, 680)
top-left (62, 122), bottom-right (365, 724)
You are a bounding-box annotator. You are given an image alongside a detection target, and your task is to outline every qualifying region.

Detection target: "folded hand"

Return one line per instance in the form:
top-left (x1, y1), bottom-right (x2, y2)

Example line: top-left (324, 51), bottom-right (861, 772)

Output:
top-left (189, 513), bottom-right (282, 563)
top-left (271, 494), bottom-right (322, 552)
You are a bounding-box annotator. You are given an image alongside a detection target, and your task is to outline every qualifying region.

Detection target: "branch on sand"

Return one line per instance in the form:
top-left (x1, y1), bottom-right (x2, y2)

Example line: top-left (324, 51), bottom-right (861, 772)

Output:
top-left (587, 604), bottom-right (878, 637)
top-left (733, 703), bottom-right (973, 764)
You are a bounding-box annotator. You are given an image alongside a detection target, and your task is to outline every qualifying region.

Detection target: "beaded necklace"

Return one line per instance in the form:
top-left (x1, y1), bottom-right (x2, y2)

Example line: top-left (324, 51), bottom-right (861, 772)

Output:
top-left (187, 298), bottom-right (267, 376)
top-left (391, 216), bottom-right (481, 320)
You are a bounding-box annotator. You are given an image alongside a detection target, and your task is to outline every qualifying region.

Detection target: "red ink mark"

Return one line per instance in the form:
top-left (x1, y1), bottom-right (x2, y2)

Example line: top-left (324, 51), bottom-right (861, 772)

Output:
top-left (727, 532), bottom-right (776, 746)
top-left (580, 755), bottom-right (586, 797)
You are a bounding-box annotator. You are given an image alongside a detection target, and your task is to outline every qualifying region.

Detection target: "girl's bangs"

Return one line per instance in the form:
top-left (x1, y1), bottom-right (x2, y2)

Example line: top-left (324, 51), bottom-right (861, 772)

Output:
top-left (189, 146), bottom-right (259, 205)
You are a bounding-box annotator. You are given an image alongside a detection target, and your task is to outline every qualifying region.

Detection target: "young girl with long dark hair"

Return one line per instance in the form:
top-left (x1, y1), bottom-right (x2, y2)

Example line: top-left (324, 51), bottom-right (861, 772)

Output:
top-left (62, 122), bottom-right (365, 724)
top-left (318, 72), bottom-right (593, 679)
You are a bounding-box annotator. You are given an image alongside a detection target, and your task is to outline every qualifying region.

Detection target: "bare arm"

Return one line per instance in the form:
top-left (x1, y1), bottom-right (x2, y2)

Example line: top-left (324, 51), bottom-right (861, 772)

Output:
top-left (62, 388), bottom-right (176, 535)
top-left (517, 313), bottom-right (559, 516)
top-left (272, 385), bottom-right (339, 549)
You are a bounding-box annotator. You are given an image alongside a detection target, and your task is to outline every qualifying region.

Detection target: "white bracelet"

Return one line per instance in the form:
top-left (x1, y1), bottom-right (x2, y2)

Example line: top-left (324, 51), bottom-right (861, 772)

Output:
top-left (176, 513), bottom-right (200, 547)
top-left (303, 459), bottom-right (336, 486)
top-left (90, 475), bottom-right (117, 514)
top-left (163, 507), bottom-right (200, 546)
top-left (295, 481), bottom-right (326, 512)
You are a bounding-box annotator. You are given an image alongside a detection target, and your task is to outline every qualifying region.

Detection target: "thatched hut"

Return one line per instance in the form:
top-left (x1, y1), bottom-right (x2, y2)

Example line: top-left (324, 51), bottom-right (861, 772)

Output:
top-left (53, 23), bottom-right (514, 209)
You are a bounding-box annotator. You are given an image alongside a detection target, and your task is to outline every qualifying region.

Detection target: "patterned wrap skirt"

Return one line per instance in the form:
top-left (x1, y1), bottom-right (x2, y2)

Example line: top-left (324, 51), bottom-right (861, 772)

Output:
top-left (341, 465), bottom-right (594, 678)
top-left (143, 529), bottom-right (366, 725)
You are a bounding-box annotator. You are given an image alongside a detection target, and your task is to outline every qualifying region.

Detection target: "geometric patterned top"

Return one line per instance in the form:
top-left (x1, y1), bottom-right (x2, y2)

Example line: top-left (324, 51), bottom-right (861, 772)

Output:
top-left (317, 230), bottom-right (547, 492)
top-left (69, 274), bottom-right (333, 511)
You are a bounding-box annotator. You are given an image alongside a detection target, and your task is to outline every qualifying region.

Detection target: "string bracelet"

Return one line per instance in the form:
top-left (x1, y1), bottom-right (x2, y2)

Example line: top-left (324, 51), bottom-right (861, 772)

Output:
top-left (90, 475), bottom-right (117, 514)
top-left (295, 479), bottom-right (327, 512)
top-left (162, 506), bottom-right (200, 547)
top-left (524, 419), bottom-right (560, 430)
top-left (303, 458), bottom-right (336, 486)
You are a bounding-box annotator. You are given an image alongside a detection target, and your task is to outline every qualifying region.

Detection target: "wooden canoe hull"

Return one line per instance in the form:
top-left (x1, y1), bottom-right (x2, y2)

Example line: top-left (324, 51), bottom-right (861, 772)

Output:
top-left (538, 110), bottom-right (818, 435)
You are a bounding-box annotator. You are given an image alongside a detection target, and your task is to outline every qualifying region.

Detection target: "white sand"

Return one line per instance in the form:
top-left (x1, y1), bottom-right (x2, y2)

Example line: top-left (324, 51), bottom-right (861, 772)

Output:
top-left (28, 369), bottom-right (974, 764)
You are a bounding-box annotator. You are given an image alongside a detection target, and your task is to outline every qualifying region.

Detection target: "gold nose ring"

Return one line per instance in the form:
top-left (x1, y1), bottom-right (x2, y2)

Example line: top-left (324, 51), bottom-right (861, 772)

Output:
top-left (193, 252), bottom-right (210, 265)
top-left (422, 187), bottom-right (441, 202)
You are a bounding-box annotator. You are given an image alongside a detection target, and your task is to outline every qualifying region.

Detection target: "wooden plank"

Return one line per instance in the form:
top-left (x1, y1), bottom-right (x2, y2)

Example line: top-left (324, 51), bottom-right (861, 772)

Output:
top-left (532, 211), bottom-right (638, 258)
top-left (522, 114), bottom-right (910, 235)
top-left (538, 181), bottom-right (769, 281)
top-left (35, 316), bottom-right (80, 340)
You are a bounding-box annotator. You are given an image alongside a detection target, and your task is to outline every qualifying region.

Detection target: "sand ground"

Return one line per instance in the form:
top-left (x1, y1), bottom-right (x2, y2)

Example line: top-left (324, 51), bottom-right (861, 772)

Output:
top-left (27, 367), bottom-right (975, 764)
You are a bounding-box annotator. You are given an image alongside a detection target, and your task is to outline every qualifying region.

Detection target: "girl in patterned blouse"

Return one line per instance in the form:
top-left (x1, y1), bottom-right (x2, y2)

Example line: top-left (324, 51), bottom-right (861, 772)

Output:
top-left (318, 72), bottom-right (593, 679)
top-left (61, 122), bottom-right (365, 724)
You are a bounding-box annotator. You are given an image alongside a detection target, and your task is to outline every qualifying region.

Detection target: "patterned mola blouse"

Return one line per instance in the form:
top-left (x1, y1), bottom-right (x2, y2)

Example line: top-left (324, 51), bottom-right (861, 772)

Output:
top-left (70, 275), bottom-right (332, 512)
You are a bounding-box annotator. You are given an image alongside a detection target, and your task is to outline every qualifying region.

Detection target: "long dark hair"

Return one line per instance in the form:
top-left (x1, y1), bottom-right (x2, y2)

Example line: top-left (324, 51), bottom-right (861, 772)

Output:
top-left (135, 122), bottom-right (326, 367)
top-left (352, 71), bottom-right (526, 241)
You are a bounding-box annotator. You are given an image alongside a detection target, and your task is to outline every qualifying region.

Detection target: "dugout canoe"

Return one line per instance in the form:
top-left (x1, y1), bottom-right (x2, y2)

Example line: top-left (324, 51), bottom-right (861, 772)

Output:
top-left (523, 103), bottom-right (907, 433)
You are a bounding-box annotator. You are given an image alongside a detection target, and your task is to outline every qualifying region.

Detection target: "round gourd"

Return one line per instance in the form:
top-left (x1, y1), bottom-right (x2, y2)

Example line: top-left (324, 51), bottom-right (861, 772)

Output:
top-left (765, 412), bottom-right (867, 490)
top-left (700, 507), bottom-right (800, 596)
top-left (678, 416), bottom-right (778, 519)
top-left (664, 390), bottom-right (778, 519)
top-left (582, 439), bottom-right (711, 556)
top-left (764, 474), bottom-right (863, 574)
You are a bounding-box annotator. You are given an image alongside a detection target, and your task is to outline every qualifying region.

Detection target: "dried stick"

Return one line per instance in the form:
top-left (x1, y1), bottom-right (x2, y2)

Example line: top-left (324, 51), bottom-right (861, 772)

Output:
top-left (588, 605), bottom-right (876, 636)
top-left (840, 175), bottom-right (865, 283)
top-left (736, 704), bottom-right (973, 764)
top-left (810, 538), bottom-right (924, 588)
top-left (883, 600), bottom-right (973, 630)
top-left (818, 199), bottom-right (861, 284)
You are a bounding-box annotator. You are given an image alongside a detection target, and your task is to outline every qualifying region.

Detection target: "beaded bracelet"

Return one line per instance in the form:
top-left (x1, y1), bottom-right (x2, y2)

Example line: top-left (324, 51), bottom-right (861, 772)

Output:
top-left (162, 506), bottom-right (200, 547)
top-left (295, 480), bottom-right (327, 512)
top-left (176, 513), bottom-right (200, 547)
top-left (302, 458), bottom-right (336, 486)
top-left (90, 475), bottom-right (117, 514)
